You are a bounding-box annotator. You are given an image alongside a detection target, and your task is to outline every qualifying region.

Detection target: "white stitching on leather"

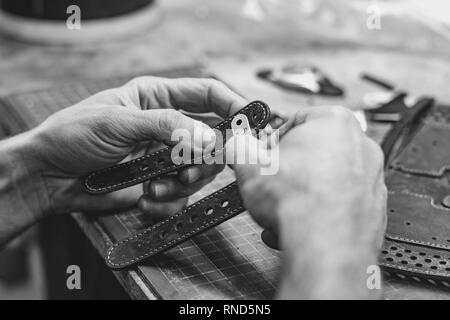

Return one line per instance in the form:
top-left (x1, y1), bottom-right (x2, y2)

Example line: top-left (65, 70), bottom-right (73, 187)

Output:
top-left (386, 191), bottom-right (450, 250)
top-left (392, 122), bottom-right (450, 177)
top-left (85, 102), bottom-right (267, 192)
top-left (399, 190), bottom-right (450, 212)
top-left (385, 234), bottom-right (450, 251)
top-left (381, 262), bottom-right (450, 277)
top-left (107, 182), bottom-right (243, 267)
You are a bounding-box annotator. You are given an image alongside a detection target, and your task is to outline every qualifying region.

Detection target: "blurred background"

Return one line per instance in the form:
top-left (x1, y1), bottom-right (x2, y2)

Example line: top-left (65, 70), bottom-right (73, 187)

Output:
top-left (0, 0), bottom-right (450, 299)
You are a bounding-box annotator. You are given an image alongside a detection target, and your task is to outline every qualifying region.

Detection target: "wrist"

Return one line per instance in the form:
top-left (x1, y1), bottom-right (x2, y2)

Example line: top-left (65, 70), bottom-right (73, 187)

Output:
top-left (0, 130), bottom-right (51, 225)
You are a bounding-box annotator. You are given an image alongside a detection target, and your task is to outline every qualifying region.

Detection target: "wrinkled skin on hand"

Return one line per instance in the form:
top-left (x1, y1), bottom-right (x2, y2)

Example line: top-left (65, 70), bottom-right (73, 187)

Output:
top-left (30, 77), bottom-right (247, 218)
top-left (227, 106), bottom-right (387, 299)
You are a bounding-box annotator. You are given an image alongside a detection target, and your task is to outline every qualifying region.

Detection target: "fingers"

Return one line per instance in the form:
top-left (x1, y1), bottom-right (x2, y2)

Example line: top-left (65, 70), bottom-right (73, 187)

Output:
top-left (76, 164), bottom-right (222, 217)
top-left (138, 163), bottom-right (224, 217)
top-left (127, 77), bottom-right (248, 118)
top-left (138, 196), bottom-right (188, 219)
top-left (75, 183), bottom-right (142, 214)
top-left (123, 108), bottom-right (216, 149)
top-left (225, 134), bottom-right (267, 182)
top-left (146, 174), bottom-right (218, 201)
top-left (277, 106), bottom-right (362, 138)
top-left (178, 163), bottom-right (225, 185)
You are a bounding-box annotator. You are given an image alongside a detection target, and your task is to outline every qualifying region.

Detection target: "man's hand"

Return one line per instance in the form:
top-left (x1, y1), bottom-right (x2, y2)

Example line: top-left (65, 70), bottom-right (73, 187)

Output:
top-left (0, 77), bottom-right (246, 245)
top-left (227, 106), bottom-right (387, 299)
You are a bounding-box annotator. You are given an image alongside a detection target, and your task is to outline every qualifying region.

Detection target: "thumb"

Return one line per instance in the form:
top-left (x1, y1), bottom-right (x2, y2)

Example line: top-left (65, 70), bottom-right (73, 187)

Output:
top-left (124, 109), bottom-right (216, 148)
top-left (225, 134), bottom-right (269, 182)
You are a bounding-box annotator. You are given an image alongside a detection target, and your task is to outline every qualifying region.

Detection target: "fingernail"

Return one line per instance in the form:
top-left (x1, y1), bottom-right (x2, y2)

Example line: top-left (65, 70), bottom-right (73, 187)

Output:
top-left (202, 128), bottom-right (216, 145)
top-left (186, 167), bottom-right (201, 184)
top-left (193, 123), bottom-right (216, 148)
top-left (152, 182), bottom-right (168, 198)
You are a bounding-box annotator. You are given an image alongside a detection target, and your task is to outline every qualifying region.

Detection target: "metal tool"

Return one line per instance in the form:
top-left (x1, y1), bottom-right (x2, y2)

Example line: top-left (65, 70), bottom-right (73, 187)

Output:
top-left (257, 64), bottom-right (344, 97)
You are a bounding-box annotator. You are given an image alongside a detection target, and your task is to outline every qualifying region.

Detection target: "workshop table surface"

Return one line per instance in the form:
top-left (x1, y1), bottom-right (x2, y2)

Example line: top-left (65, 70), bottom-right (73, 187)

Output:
top-left (1, 0), bottom-right (450, 299)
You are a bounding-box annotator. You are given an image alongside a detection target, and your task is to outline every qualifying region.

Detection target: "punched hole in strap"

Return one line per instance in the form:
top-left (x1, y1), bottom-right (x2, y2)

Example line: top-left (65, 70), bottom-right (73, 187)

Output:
top-left (205, 207), bottom-right (214, 215)
top-left (175, 222), bottom-right (183, 231)
top-left (221, 200), bottom-right (229, 208)
top-left (157, 158), bottom-right (165, 167)
top-left (160, 230), bottom-right (168, 239)
top-left (140, 164), bottom-right (150, 171)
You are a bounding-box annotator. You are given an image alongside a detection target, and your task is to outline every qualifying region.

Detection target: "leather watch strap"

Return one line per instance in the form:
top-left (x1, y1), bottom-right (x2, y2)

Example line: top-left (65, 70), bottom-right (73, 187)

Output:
top-left (83, 100), bottom-right (270, 194)
top-left (91, 101), bottom-right (271, 268)
top-left (106, 181), bottom-right (244, 268)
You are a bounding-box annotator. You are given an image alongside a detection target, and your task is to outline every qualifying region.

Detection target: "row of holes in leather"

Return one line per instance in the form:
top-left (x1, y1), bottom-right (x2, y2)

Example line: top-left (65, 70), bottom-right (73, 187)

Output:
top-left (381, 245), bottom-right (450, 272)
top-left (382, 269), bottom-right (450, 288)
top-left (156, 199), bottom-right (231, 241)
top-left (139, 151), bottom-right (222, 172)
top-left (389, 208), bottom-right (450, 244)
top-left (140, 158), bottom-right (167, 172)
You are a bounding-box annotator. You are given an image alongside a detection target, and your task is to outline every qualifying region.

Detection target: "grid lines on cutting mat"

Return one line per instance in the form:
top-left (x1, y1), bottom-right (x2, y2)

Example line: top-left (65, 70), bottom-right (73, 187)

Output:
top-left (106, 169), bottom-right (281, 299)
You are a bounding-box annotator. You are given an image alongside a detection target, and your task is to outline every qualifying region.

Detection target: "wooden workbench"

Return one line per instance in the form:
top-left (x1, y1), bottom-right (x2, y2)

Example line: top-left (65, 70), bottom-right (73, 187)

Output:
top-left (1, 0), bottom-right (450, 299)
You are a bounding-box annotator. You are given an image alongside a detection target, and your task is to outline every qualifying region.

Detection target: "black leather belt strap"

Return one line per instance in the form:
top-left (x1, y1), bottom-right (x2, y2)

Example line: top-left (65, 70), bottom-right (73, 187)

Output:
top-left (107, 181), bottom-right (244, 268)
top-left (82, 101), bottom-right (271, 268)
top-left (83, 101), bottom-right (270, 194)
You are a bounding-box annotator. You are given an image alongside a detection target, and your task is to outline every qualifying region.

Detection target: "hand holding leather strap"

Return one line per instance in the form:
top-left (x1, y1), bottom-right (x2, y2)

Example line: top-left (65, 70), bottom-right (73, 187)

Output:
top-left (83, 101), bottom-right (270, 194)
top-left (87, 101), bottom-right (271, 268)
